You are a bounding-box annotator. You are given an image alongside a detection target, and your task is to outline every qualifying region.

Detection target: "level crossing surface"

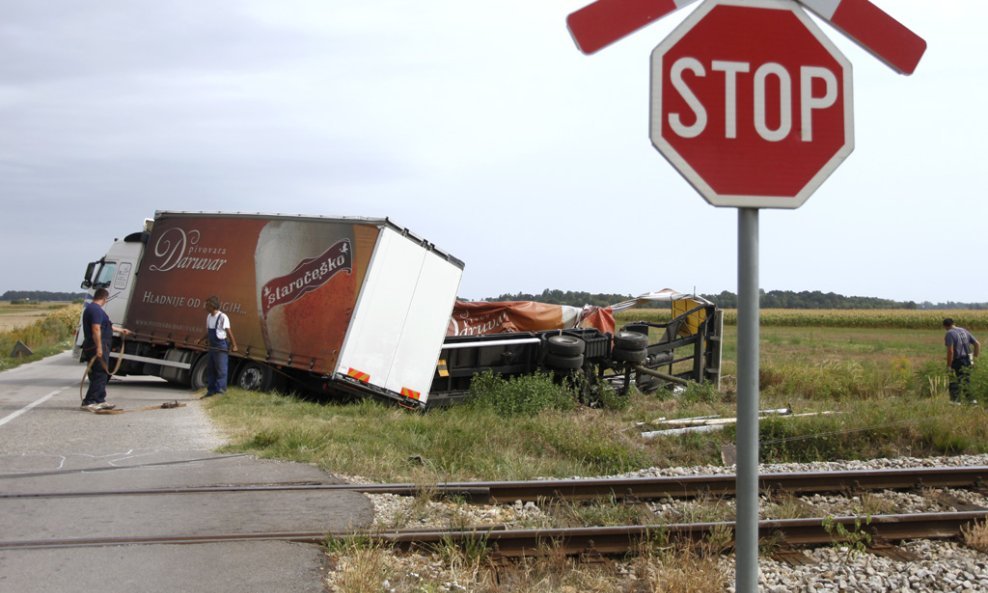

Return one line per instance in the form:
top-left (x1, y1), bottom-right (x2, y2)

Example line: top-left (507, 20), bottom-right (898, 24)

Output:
top-left (0, 352), bottom-right (373, 593)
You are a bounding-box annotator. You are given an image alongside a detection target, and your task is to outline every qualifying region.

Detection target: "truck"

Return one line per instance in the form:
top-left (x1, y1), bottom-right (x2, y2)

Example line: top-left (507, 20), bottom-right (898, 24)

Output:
top-left (78, 212), bottom-right (722, 409)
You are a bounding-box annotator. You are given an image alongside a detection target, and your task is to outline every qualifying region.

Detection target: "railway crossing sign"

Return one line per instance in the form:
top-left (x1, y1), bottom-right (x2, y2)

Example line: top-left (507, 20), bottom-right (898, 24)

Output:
top-left (649, 0), bottom-right (853, 208)
top-left (568, 0), bottom-right (926, 75)
top-left (563, 2), bottom-right (924, 592)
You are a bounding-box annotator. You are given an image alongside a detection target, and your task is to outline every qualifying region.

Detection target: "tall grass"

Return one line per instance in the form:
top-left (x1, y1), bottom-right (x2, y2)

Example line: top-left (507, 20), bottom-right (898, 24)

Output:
top-left (209, 370), bottom-right (988, 484)
top-left (210, 386), bottom-right (655, 482)
top-left (0, 304), bottom-right (81, 371)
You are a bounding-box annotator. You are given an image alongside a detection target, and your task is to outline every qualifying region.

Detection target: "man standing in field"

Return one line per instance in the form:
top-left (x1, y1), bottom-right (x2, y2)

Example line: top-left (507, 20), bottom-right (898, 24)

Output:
top-left (944, 318), bottom-right (981, 404)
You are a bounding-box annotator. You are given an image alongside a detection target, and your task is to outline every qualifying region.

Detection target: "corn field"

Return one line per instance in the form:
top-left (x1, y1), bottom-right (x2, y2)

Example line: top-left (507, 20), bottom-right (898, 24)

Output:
top-left (0, 304), bottom-right (81, 369)
top-left (617, 308), bottom-right (988, 330)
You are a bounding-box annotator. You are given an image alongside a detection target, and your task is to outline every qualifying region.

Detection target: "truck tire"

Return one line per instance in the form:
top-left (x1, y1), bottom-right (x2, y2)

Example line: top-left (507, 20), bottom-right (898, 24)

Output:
top-left (614, 331), bottom-right (649, 351)
top-left (189, 355), bottom-right (209, 390)
top-left (235, 361), bottom-right (276, 392)
top-left (611, 347), bottom-right (647, 364)
top-left (547, 335), bottom-right (586, 357)
top-left (545, 352), bottom-right (584, 371)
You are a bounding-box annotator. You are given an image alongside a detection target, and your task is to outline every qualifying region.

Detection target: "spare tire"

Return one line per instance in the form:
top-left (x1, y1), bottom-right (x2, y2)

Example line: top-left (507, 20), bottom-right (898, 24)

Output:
top-left (611, 347), bottom-right (647, 364)
top-left (614, 331), bottom-right (649, 351)
top-left (545, 352), bottom-right (584, 371)
top-left (547, 335), bottom-right (586, 357)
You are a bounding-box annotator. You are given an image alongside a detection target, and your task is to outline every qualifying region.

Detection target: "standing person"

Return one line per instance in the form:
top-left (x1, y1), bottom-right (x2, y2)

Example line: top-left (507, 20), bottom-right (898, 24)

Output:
top-left (944, 318), bottom-right (981, 404)
top-left (200, 296), bottom-right (238, 397)
top-left (81, 288), bottom-right (131, 412)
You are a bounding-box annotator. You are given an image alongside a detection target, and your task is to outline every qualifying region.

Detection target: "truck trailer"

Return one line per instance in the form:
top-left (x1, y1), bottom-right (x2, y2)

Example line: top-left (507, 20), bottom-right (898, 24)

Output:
top-left (79, 212), bottom-right (722, 408)
top-left (78, 212), bottom-right (463, 407)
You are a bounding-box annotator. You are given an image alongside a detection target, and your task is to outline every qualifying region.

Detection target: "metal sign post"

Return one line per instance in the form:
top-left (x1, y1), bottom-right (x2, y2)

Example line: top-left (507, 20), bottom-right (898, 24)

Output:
top-left (736, 208), bottom-right (760, 593)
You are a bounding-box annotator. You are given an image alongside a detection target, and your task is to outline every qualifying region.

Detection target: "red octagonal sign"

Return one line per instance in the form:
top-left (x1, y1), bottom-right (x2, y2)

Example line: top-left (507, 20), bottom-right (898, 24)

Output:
top-left (650, 0), bottom-right (853, 208)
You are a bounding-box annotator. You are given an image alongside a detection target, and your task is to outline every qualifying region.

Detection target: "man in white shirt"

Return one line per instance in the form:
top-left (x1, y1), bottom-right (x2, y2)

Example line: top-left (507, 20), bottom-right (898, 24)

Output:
top-left (199, 296), bottom-right (238, 397)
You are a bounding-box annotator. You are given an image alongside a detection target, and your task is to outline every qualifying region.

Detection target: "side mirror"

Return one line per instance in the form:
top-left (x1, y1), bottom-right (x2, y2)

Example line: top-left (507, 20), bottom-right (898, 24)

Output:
top-left (81, 261), bottom-right (97, 289)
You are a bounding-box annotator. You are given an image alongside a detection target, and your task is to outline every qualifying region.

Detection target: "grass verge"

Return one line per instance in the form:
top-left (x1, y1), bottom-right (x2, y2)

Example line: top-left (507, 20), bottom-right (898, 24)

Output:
top-left (207, 362), bottom-right (988, 484)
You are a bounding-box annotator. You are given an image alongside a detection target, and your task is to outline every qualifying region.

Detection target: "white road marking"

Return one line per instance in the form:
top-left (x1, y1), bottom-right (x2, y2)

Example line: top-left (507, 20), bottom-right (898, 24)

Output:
top-left (0, 388), bottom-right (66, 427)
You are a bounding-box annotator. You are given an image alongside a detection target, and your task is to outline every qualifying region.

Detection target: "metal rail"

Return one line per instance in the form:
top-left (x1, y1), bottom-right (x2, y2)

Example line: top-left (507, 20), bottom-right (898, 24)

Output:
top-left (5, 465), bottom-right (987, 503)
top-left (3, 511), bottom-right (985, 558)
top-left (382, 510), bottom-right (988, 558)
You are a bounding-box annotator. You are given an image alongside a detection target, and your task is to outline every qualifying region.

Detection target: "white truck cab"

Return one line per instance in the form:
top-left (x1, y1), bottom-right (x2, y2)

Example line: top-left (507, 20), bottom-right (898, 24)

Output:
top-left (75, 220), bottom-right (152, 352)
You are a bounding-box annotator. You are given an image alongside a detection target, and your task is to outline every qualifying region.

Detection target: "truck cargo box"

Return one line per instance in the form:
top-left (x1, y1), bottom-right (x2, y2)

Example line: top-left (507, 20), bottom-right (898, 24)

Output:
top-left (125, 212), bottom-right (463, 406)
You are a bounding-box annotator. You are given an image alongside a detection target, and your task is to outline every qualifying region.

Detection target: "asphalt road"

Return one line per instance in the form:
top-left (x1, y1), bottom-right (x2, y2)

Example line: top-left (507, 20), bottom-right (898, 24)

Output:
top-left (0, 352), bottom-right (374, 593)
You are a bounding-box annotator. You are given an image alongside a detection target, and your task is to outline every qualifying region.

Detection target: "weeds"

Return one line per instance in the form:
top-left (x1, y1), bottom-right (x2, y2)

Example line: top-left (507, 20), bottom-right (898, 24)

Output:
top-left (632, 536), bottom-right (730, 593)
top-left (822, 515), bottom-right (873, 559)
top-left (680, 381), bottom-right (723, 404)
top-left (764, 493), bottom-right (817, 520)
top-left (544, 494), bottom-right (657, 528)
top-left (854, 493), bottom-right (898, 517)
top-left (324, 537), bottom-right (394, 593)
top-left (962, 519), bottom-right (988, 553)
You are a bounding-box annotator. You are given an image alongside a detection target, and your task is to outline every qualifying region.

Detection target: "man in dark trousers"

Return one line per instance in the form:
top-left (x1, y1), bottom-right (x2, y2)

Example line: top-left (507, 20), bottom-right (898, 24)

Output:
top-left (199, 296), bottom-right (238, 398)
top-left (81, 288), bottom-right (131, 412)
top-left (944, 318), bottom-right (981, 404)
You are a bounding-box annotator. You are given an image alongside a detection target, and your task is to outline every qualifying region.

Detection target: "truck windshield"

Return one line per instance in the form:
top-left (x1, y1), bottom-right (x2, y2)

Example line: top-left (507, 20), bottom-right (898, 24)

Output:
top-left (95, 262), bottom-right (117, 288)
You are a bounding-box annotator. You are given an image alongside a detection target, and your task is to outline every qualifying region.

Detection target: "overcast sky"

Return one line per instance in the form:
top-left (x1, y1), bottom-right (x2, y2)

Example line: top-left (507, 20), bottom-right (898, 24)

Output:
top-left (1, 1), bottom-right (983, 304)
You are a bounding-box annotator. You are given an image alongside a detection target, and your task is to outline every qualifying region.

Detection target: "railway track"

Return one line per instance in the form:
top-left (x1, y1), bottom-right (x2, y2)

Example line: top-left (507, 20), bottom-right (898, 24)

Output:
top-left (5, 465), bottom-right (988, 503)
top-left (2, 511), bottom-right (985, 558)
top-left (3, 465), bottom-right (988, 559)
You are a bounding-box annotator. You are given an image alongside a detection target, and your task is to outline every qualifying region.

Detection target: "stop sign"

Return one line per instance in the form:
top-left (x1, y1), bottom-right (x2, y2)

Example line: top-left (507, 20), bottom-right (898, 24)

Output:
top-left (650, 0), bottom-right (853, 208)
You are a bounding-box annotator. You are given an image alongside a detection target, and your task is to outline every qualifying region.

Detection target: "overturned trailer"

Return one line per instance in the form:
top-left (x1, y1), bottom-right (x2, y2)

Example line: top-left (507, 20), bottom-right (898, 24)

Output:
top-left (428, 289), bottom-right (723, 406)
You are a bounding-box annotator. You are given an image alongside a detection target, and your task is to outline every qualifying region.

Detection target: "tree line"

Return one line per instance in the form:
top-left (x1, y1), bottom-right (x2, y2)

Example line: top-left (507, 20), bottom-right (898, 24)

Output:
top-left (7, 288), bottom-right (985, 310)
top-left (2, 290), bottom-right (87, 303)
top-left (485, 289), bottom-right (988, 310)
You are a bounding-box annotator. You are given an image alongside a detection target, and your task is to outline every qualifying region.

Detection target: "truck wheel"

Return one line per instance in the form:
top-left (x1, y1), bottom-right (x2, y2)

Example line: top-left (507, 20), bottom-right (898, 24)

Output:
top-left (235, 361), bottom-right (276, 392)
top-left (611, 347), bottom-right (646, 364)
top-left (189, 355), bottom-right (209, 390)
top-left (547, 335), bottom-right (586, 357)
top-left (545, 352), bottom-right (584, 371)
top-left (614, 331), bottom-right (649, 351)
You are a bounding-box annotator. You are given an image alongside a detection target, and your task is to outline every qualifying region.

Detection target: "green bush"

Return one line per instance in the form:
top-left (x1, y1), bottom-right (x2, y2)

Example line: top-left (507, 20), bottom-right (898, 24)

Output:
top-left (967, 363), bottom-right (988, 400)
top-left (680, 381), bottom-right (722, 404)
top-left (464, 371), bottom-right (577, 416)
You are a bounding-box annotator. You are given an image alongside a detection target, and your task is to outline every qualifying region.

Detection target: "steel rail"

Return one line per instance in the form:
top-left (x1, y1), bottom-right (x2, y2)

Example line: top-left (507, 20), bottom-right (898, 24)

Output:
top-left (2, 511), bottom-right (985, 557)
top-left (4, 465), bottom-right (987, 503)
top-left (377, 511), bottom-right (988, 557)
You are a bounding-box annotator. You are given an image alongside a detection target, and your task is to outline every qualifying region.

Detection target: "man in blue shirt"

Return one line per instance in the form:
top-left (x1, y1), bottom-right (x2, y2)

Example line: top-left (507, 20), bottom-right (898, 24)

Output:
top-left (944, 318), bottom-right (981, 404)
top-left (81, 288), bottom-right (130, 412)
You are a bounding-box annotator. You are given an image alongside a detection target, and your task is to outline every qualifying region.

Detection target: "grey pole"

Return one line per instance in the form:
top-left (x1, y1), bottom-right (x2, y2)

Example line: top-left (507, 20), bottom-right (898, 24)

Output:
top-left (736, 207), bottom-right (760, 593)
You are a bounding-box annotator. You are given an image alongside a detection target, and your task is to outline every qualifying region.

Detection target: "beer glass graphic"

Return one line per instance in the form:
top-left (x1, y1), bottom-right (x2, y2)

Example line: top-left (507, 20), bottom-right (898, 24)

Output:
top-left (254, 220), bottom-right (356, 367)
